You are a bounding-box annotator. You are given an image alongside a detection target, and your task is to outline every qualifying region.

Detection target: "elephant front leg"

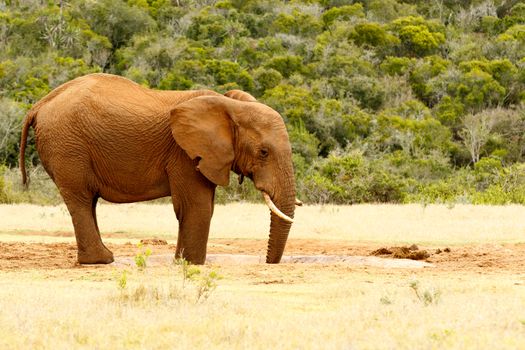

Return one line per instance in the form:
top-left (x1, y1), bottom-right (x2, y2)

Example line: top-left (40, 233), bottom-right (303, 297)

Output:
top-left (171, 176), bottom-right (216, 264)
top-left (175, 207), bottom-right (213, 264)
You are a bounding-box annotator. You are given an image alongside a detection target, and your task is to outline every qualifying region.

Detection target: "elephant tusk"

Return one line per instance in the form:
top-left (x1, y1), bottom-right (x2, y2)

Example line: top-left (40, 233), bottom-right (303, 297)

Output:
top-left (262, 192), bottom-right (294, 223)
top-left (295, 198), bottom-right (303, 206)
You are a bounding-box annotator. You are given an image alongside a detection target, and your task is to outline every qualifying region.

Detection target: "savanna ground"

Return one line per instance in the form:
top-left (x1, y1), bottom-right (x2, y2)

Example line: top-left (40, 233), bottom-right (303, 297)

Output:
top-left (1, 203), bottom-right (525, 349)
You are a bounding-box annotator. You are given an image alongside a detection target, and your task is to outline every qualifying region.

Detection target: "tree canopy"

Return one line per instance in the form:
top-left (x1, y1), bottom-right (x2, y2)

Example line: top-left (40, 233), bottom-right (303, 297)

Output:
top-left (1, 0), bottom-right (525, 204)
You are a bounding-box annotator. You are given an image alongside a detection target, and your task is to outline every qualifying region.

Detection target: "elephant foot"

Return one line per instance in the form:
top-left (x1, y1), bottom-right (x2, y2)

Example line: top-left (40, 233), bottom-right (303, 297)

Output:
top-left (77, 246), bottom-right (114, 264)
top-left (175, 250), bottom-right (206, 265)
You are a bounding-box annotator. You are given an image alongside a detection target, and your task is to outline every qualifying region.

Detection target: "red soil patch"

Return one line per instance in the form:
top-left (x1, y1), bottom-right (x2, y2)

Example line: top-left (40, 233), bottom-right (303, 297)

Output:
top-left (1, 233), bottom-right (524, 273)
top-left (371, 244), bottom-right (430, 260)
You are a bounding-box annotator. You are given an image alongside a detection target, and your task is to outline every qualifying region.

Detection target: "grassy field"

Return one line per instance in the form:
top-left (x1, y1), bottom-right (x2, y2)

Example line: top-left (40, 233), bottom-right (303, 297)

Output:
top-left (2, 202), bottom-right (525, 244)
top-left (1, 203), bottom-right (525, 349)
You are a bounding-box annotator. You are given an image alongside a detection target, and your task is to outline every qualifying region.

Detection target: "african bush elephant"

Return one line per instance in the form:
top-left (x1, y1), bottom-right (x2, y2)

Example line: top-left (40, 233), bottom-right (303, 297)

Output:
top-left (19, 73), bottom-right (297, 264)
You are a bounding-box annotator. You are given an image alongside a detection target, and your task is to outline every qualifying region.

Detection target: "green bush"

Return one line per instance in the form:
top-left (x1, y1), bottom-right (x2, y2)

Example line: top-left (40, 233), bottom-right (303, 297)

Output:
top-left (389, 16), bottom-right (445, 57)
top-left (321, 4), bottom-right (364, 27)
top-left (350, 23), bottom-right (397, 48)
top-left (405, 169), bottom-right (473, 204)
top-left (301, 152), bottom-right (407, 204)
top-left (264, 55), bottom-right (304, 78)
top-left (0, 165), bottom-right (10, 204)
top-left (380, 56), bottom-right (414, 76)
top-left (272, 10), bottom-right (322, 37)
top-left (77, 0), bottom-right (155, 49)
top-left (252, 67), bottom-right (282, 94)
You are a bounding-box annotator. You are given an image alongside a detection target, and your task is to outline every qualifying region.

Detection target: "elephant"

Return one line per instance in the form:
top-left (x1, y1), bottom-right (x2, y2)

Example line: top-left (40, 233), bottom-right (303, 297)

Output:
top-left (19, 73), bottom-right (298, 265)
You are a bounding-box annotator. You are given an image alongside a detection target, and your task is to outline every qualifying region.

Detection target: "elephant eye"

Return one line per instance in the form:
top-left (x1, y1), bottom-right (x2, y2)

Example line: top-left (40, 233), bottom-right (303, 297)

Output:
top-left (260, 148), bottom-right (269, 158)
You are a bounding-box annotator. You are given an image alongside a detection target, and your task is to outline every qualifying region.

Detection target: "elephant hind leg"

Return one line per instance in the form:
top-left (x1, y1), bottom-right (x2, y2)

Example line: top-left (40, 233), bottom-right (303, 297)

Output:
top-left (92, 195), bottom-right (101, 235)
top-left (62, 191), bottom-right (114, 264)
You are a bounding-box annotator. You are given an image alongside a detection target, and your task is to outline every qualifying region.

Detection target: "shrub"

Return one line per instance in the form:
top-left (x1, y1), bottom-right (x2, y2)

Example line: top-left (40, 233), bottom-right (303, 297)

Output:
top-left (253, 67), bottom-right (282, 94)
top-left (187, 9), bottom-right (236, 46)
top-left (350, 22), bottom-right (397, 48)
top-left (321, 4), bottom-right (364, 27)
top-left (0, 165), bottom-right (10, 204)
top-left (345, 75), bottom-right (385, 110)
top-left (77, 0), bottom-right (155, 49)
top-left (380, 56), bottom-right (414, 76)
top-left (302, 152), bottom-right (407, 204)
top-left (389, 16), bottom-right (445, 57)
top-left (272, 10), bottom-right (322, 37)
top-left (264, 55), bottom-right (304, 78)
top-left (408, 56), bottom-right (450, 105)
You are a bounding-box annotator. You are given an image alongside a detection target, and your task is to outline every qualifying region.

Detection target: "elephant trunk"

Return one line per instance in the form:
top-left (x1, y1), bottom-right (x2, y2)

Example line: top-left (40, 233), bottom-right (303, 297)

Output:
top-left (265, 173), bottom-right (296, 264)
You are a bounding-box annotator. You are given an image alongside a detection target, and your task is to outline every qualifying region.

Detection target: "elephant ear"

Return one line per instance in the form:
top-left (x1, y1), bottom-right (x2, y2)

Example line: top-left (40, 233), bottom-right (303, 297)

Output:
top-left (170, 96), bottom-right (235, 186)
top-left (224, 90), bottom-right (257, 102)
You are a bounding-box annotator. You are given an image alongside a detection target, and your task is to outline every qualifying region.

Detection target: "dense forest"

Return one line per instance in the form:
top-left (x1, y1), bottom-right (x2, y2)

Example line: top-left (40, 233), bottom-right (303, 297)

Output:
top-left (1, 0), bottom-right (525, 204)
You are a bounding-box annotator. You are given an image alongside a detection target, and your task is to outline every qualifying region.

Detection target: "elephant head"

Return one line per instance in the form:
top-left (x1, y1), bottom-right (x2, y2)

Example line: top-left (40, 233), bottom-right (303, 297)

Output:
top-left (170, 95), bottom-right (296, 263)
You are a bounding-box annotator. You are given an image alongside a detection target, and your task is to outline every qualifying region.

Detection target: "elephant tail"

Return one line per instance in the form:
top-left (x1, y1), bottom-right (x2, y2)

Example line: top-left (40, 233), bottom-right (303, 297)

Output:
top-left (20, 108), bottom-right (37, 187)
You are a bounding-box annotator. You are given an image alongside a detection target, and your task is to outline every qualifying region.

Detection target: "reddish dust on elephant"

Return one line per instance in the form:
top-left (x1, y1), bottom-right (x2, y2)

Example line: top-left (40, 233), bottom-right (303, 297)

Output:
top-left (20, 74), bottom-right (299, 265)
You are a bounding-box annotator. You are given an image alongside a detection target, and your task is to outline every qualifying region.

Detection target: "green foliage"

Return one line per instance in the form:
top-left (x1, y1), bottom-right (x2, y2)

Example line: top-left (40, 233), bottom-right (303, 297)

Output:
top-left (389, 16), bottom-right (445, 56)
top-left (0, 98), bottom-right (26, 167)
top-left (187, 8), bottom-right (232, 46)
top-left (321, 4), bottom-right (364, 27)
top-left (374, 112), bottom-right (451, 155)
top-left (408, 55), bottom-right (450, 105)
top-left (367, 0), bottom-right (417, 22)
top-left (173, 257), bottom-right (201, 288)
top-left (454, 69), bottom-right (506, 111)
top-left (134, 243), bottom-right (152, 270)
top-left (117, 270), bottom-right (129, 290)
top-left (0, 165), bottom-right (9, 204)
top-left (195, 270), bottom-right (222, 303)
top-left (2, 0), bottom-right (525, 205)
top-left (272, 9), bottom-right (322, 36)
top-left (0, 166), bottom-right (61, 205)
top-left (172, 257), bottom-right (222, 303)
top-left (265, 55), bottom-right (304, 78)
top-left (77, 0), bottom-right (155, 49)
top-left (253, 67), bottom-right (282, 94)
top-left (350, 23), bottom-right (398, 48)
top-left (302, 152), bottom-right (407, 204)
top-left (345, 75), bottom-right (385, 110)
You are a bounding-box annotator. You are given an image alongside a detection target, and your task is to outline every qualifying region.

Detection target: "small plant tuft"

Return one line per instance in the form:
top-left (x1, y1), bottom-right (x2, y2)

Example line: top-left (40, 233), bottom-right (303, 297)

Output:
top-left (173, 257), bottom-right (222, 302)
top-left (195, 270), bottom-right (222, 303)
top-left (380, 295), bottom-right (393, 305)
top-left (134, 242), bottom-right (152, 270)
top-left (117, 270), bottom-right (128, 291)
top-left (409, 279), bottom-right (441, 306)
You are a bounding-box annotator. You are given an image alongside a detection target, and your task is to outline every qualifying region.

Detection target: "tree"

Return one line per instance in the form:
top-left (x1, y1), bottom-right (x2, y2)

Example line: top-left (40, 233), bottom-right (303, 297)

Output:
top-left (459, 109), bottom-right (503, 164)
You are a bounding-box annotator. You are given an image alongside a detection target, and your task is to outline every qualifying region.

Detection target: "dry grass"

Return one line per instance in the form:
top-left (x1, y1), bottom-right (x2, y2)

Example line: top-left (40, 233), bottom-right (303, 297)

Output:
top-left (1, 203), bottom-right (525, 244)
top-left (0, 265), bottom-right (524, 349)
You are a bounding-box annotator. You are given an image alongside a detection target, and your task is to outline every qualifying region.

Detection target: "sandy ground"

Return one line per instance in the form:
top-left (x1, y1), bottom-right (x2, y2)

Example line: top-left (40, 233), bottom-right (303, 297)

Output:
top-left (2, 203), bottom-right (525, 273)
top-left (1, 235), bottom-right (524, 274)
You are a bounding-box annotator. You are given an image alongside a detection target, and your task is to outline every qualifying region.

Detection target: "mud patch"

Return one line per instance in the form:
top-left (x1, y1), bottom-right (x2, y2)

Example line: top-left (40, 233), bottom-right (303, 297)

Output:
top-left (113, 254), bottom-right (433, 269)
top-left (371, 245), bottom-right (431, 260)
top-left (140, 238), bottom-right (168, 245)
